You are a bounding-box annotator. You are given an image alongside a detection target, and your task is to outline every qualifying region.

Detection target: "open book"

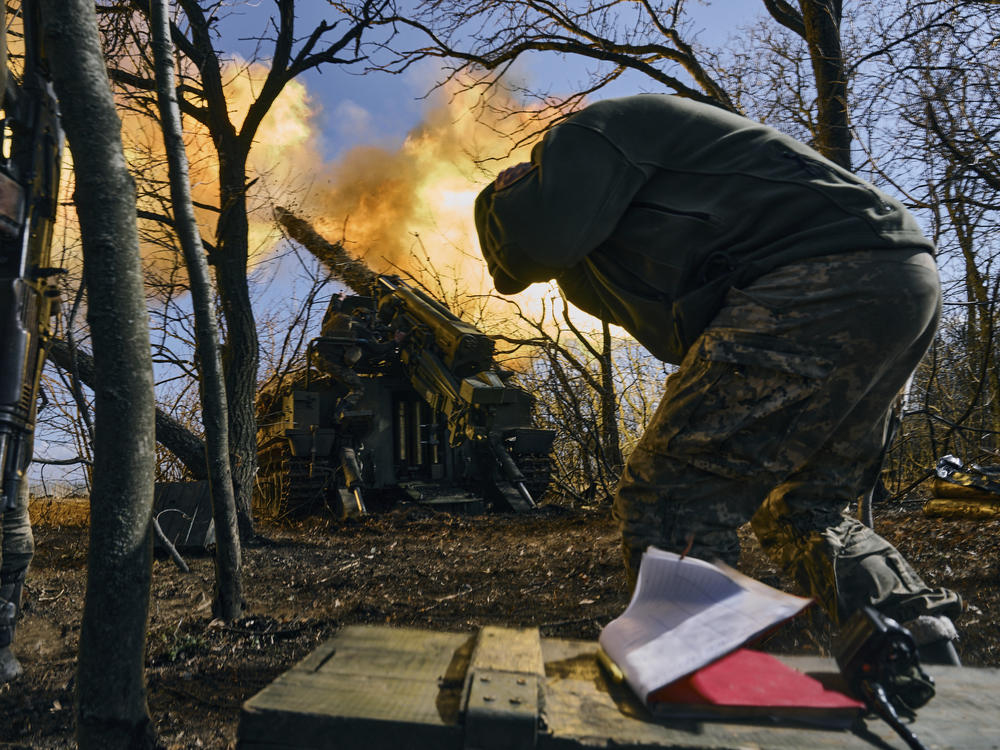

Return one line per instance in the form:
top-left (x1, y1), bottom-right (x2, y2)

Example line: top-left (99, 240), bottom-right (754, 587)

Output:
top-left (598, 547), bottom-right (862, 725)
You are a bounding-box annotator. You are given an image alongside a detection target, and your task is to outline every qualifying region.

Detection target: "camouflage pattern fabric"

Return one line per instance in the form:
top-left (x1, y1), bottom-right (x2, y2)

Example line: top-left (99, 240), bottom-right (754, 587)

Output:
top-left (0, 474), bottom-right (32, 582)
top-left (0, 479), bottom-right (33, 648)
top-left (613, 248), bottom-right (962, 625)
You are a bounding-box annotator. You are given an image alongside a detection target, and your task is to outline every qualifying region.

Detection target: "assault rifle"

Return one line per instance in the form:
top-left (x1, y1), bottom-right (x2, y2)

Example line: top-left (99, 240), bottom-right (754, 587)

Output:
top-left (373, 275), bottom-right (550, 510)
top-left (0, 2), bottom-right (63, 511)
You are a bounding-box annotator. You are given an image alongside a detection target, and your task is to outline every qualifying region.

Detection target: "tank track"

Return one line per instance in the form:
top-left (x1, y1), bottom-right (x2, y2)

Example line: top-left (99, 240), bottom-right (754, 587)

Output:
top-left (256, 440), bottom-right (333, 519)
top-left (256, 441), bottom-right (553, 517)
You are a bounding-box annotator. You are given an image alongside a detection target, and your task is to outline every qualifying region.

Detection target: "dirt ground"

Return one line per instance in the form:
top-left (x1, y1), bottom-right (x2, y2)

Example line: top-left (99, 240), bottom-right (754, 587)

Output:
top-left (1, 496), bottom-right (997, 749)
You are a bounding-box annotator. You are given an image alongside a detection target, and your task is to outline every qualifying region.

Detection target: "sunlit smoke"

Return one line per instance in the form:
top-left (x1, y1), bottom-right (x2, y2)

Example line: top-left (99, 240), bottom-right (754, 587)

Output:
top-left (112, 58), bottom-right (321, 282)
top-left (109, 51), bottom-right (598, 334)
top-left (295, 81), bottom-right (561, 316)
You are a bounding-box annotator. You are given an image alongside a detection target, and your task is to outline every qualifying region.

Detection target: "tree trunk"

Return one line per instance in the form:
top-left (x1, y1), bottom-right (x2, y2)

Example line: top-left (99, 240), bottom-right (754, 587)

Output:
top-left (47, 338), bottom-right (209, 480)
top-left (39, 1), bottom-right (158, 747)
top-left (800, 0), bottom-right (851, 169)
top-left (214, 157), bottom-right (259, 543)
top-left (599, 321), bottom-right (624, 481)
top-left (150, 0), bottom-right (243, 620)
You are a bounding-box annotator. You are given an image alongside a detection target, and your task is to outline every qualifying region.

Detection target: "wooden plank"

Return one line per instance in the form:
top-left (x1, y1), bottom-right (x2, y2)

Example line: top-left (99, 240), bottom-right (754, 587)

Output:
top-left (240, 625), bottom-right (1000, 750)
top-left (311, 625), bottom-right (474, 683)
top-left (239, 626), bottom-right (474, 750)
top-left (463, 626), bottom-right (544, 750)
top-left (904, 664), bottom-right (1000, 748)
top-left (255, 668), bottom-right (456, 717)
top-left (538, 638), bottom-right (1000, 749)
top-left (467, 625), bottom-right (544, 676)
top-left (291, 638), bottom-right (338, 674)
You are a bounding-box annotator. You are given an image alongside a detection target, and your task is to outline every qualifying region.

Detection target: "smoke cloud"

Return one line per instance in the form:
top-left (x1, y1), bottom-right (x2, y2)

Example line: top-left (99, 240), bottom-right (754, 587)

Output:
top-left (296, 81), bottom-right (548, 300)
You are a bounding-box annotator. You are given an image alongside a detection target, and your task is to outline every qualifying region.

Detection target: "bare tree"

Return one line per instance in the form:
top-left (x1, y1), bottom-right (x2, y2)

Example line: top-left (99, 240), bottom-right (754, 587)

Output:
top-left (47, 338), bottom-right (209, 479)
top-left (149, 0), bottom-right (242, 619)
top-left (39, 0), bottom-right (158, 746)
top-left (351, 1), bottom-right (866, 166)
top-left (880, 1), bottom-right (1000, 479)
top-left (492, 294), bottom-right (631, 504)
top-left (95, 0), bottom-right (391, 543)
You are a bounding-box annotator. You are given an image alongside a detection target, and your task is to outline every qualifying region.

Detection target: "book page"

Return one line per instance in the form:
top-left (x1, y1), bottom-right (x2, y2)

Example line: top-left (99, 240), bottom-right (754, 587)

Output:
top-left (599, 547), bottom-right (811, 702)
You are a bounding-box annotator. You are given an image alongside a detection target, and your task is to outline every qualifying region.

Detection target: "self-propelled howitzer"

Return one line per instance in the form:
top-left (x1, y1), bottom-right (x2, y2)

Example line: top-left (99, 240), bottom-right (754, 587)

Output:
top-left (256, 221), bottom-right (554, 518)
top-left (374, 274), bottom-right (546, 510)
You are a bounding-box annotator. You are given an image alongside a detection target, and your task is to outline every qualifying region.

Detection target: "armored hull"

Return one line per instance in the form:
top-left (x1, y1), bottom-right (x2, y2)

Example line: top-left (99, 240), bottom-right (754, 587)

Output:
top-left (256, 335), bottom-right (553, 520)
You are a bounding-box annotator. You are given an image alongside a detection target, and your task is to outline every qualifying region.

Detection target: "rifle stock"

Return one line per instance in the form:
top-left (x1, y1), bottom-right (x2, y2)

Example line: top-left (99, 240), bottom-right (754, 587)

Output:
top-left (0, 1), bottom-right (63, 510)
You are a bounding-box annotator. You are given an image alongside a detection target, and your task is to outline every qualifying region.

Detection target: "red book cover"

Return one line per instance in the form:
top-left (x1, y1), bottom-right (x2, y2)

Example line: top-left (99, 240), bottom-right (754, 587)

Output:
top-left (647, 648), bottom-right (864, 727)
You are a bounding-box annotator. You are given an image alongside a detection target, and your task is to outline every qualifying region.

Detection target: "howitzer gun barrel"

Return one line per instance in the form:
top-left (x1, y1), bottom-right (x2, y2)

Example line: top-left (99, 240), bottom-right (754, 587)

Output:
top-left (274, 206), bottom-right (376, 295)
top-left (376, 275), bottom-right (495, 378)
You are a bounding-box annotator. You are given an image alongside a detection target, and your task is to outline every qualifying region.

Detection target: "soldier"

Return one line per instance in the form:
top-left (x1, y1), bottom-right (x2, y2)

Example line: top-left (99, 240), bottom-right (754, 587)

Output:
top-left (0, 470), bottom-right (33, 682)
top-left (318, 293), bottom-right (404, 420)
top-left (474, 94), bottom-right (962, 663)
top-left (318, 294), bottom-right (370, 419)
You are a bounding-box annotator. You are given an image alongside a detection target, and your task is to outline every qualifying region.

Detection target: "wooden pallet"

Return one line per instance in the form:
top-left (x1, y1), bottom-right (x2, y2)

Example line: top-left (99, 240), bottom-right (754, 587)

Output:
top-left (238, 624), bottom-right (1000, 749)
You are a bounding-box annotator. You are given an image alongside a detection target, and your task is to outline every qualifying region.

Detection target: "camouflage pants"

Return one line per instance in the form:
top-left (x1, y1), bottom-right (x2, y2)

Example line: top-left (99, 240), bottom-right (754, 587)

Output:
top-left (1, 480), bottom-right (33, 580)
top-left (1, 480), bottom-right (33, 647)
top-left (613, 249), bottom-right (962, 625)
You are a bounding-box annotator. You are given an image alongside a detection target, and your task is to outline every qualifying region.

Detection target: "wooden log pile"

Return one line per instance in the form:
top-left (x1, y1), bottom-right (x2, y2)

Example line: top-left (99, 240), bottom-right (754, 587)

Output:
top-left (923, 477), bottom-right (1000, 519)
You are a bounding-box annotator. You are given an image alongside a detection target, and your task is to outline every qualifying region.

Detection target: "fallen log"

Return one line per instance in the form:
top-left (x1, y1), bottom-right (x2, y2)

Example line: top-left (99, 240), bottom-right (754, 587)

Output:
top-left (922, 497), bottom-right (1000, 519)
top-left (46, 338), bottom-right (208, 480)
top-left (930, 477), bottom-right (1000, 503)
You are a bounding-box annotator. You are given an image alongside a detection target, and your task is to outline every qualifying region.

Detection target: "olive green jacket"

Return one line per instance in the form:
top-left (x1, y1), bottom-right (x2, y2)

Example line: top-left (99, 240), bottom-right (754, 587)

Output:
top-left (474, 95), bottom-right (935, 364)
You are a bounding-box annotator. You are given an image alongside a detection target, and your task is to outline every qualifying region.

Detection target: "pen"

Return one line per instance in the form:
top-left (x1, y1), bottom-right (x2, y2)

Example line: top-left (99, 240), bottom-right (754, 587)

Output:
top-left (596, 646), bottom-right (625, 683)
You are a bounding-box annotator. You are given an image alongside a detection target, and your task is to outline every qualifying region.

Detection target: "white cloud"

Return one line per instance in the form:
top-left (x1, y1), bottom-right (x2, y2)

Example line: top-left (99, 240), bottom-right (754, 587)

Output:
top-left (332, 100), bottom-right (375, 141)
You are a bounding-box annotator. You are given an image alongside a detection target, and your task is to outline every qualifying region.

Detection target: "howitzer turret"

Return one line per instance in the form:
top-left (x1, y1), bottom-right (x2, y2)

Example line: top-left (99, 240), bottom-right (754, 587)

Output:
top-left (255, 209), bottom-right (553, 518)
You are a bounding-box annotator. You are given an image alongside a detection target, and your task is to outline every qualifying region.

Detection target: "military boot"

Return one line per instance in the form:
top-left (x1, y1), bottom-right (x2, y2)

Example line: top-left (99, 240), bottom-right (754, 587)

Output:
top-left (0, 645), bottom-right (22, 682)
top-left (905, 615), bottom-right (961, 666)
top-left (0, 575), bottom-right (24, 682)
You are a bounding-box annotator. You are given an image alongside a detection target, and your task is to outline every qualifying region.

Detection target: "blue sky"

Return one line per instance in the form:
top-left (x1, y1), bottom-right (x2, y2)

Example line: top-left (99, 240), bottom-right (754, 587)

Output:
top-left (221, 1), bottom-right (767, 162)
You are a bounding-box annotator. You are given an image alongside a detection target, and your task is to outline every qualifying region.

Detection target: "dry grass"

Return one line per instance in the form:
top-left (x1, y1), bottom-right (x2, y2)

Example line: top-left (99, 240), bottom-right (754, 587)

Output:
top-left (28, 496), bottom-right (90, 527)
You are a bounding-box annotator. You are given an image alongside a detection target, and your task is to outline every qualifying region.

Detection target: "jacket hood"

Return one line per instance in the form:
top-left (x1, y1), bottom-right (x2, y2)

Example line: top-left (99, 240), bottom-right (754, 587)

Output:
top-left (474, 181), bottom-right (533, 295)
